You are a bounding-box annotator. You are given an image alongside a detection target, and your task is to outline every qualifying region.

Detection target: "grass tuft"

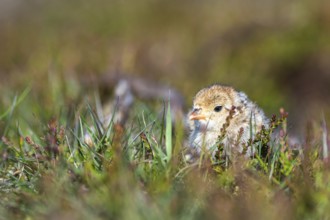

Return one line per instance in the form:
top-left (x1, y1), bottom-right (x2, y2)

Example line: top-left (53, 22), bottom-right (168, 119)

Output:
top-left (0, 93), bottom-right (329, 219)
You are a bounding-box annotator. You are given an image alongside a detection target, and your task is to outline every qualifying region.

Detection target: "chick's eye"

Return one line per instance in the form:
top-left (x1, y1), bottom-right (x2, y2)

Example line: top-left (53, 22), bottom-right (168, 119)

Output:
top-left (214, 106), bottom-right (222, 112)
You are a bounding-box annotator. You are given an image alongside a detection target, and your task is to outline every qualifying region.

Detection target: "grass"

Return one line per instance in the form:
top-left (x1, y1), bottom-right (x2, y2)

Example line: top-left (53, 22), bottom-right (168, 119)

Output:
top-left (0, 86), bottom-right (329, 220)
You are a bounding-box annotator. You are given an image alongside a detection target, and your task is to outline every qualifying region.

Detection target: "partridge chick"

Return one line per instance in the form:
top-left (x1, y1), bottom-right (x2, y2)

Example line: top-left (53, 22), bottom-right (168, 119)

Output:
top-left (188, 84), bottom-right (269, 156)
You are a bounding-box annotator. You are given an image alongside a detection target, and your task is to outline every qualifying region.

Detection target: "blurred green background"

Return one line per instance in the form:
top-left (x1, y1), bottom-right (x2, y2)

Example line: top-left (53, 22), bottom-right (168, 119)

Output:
top-left (1, 0), bottom-right (330, 133)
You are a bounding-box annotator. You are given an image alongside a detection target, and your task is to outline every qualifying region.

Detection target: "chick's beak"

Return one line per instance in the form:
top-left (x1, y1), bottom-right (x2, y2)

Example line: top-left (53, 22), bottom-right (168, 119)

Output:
top-left (189, 109), bottom-right (206, 120)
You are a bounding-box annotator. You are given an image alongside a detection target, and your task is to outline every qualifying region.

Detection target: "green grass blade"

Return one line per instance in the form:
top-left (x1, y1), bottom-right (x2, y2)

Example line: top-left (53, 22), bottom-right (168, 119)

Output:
top-left (158, 102), bottom-right (166, 147)
top-left (0, 86), bottom-right (31, 120)
top-left (165, 102), bottom-right (172, 163)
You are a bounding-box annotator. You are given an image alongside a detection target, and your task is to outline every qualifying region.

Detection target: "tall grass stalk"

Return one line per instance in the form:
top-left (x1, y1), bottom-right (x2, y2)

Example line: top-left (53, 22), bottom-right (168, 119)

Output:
top-left (165, 101), bottom-right (172, 164)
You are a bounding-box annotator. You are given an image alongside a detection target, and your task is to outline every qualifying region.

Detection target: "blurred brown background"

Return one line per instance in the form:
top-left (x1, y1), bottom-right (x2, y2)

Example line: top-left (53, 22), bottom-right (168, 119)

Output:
top-left (0, 0), bottom-right (330, 134)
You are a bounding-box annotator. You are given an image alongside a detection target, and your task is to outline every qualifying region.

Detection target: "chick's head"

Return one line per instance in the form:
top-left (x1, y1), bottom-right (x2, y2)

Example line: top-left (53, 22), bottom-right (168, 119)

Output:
top-left (189, 85), bottom-right (237, 132)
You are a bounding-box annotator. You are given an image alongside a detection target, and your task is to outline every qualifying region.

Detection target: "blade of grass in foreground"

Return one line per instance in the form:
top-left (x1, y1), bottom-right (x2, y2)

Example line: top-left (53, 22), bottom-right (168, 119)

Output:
top-left (0, 86), bottom-right (31, 120)
top-left (1, 86), bottom-right (31, 136)
top-left (165, 101), bottom-right (172, 164)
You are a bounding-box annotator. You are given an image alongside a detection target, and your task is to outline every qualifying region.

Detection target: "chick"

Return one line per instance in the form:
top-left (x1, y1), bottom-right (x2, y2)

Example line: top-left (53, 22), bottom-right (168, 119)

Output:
top-left (188, 84), bottom-right (269, 156)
